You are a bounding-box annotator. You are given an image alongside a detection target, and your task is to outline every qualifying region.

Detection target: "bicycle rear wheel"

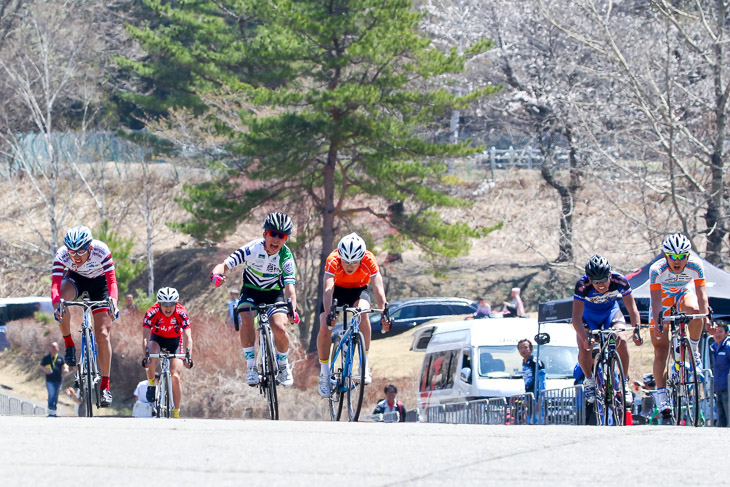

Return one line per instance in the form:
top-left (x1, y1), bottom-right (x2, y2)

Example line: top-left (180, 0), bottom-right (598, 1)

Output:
top-left (679, 339), bottom-right (700, 426)
top-left (345, 332), bottom-right (366, 422)
top-left (328, 338), bottom-right (344, 421)
top-left (606, 351), bottom-right (626, 426)
top-left (261, 329), bottom-right (279, 420)
top-left (157, 374), bottom-right (167, 418)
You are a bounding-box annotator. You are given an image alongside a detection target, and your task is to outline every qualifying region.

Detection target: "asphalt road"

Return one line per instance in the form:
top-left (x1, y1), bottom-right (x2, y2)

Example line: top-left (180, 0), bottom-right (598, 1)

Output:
top-left (1, 416), bottom-right (727, 486)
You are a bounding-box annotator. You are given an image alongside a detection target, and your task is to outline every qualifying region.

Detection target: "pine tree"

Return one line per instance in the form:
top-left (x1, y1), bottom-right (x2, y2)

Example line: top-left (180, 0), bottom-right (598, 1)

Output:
top-left (124, 0), bottom-right (500, 348)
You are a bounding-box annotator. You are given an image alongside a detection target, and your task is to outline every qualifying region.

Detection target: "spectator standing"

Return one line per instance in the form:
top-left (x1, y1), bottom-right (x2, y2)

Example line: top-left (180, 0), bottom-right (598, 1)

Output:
top-left (122, 293), bottom-right (137, 315)
top-left (227, 288), bottom-right (239, 330)
top-left (711, 322), bottom-right (730, 427)
top-left (373, 384), bottom-right (407, 422)
top-left (517, 339), bottom-right (545, 397)
top-left (39, 342), bottom-right (67, 417)
top-left (502, 287), bottom-right (526, 317)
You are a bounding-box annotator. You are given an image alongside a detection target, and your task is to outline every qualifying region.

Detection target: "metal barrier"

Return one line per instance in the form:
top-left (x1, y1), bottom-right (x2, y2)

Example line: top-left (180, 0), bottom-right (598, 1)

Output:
top-left (0, 390), bottom-right (46, 416)
top-left (538, 386), bottom-right (585, 425)
top-left (421, 387), bottom-right (584, 426)
top-left (508, 393), bottom-right (535, 425)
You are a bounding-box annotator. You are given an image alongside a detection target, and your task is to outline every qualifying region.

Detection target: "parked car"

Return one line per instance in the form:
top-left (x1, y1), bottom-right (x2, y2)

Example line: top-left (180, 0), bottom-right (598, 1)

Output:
top-left (330, 297), bottom-right (477, 340)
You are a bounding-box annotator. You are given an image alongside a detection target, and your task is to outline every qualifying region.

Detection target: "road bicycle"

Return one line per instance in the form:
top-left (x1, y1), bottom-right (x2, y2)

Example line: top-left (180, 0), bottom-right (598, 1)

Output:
top-left (326, 301), bottom-right (390, 422)
top-left (59, 296), bottom-right (114, 417)
top-left (662, 308), bottom-right (709, 426)
top-left (587, 328), bottom-right (628, 426)
top-left (250, 300), bottom-right (293, 420)
top-left (144, 348), bottom-right (192, 418)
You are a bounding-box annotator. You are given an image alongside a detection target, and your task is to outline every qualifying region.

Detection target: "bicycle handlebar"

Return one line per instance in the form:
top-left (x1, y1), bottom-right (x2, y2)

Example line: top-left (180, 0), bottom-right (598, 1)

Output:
top-left (147, 353), bottom-right (188, 359)
top-left (328, 300), bottom-right (392, 333)
top-left (664, 313), bottom-right (710, 323)
top-left (60, 297), bottom-right (115, 309)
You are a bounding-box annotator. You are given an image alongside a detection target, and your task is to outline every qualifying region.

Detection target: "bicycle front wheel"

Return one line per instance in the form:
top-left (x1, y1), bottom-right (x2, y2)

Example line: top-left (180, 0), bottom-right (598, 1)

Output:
top-left (163, 372), bottom-right (174, 418)
top-left (591, 357), bottom-right (606, 426)
top-left (82, 333), bottom-right (95, 417)
top-left (261, 329), bottom-right (279, 420)
top-left (345, 332), bottom-right (366, 422)
top-left (328, 338), bottom-right (344, 421)
top-left (606, 351), bottom-right (626, 426)
top-left (679, 338), bottom-right (700, 426)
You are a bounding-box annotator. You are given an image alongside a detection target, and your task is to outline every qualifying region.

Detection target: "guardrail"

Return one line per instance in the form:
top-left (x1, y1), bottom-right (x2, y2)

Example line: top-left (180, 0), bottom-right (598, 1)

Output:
top-left (0, 390), bottom-right (47, 416)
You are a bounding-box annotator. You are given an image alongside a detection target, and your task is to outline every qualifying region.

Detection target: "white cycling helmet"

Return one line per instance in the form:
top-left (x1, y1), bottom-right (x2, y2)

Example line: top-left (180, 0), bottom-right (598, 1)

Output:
top-left (662, 233), bottom-right (691, 255)
top-left (157, 287), bottom-right (179, 304)
top-left (338, 233), bottom-right (367, 263)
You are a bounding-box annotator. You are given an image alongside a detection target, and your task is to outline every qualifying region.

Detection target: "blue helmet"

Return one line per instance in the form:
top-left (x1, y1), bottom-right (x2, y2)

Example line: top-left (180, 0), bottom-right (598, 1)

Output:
top-left (64, 225), bottom-right (93, 251)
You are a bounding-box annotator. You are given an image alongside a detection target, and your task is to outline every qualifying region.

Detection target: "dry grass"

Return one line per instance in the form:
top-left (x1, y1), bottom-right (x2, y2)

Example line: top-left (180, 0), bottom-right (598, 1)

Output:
top-left (3, 311), bottom-right (423, 419)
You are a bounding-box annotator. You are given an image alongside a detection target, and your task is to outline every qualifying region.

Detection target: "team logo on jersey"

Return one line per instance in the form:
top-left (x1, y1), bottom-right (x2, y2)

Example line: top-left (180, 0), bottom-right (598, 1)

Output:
top-left (267, 263), bottom-right (278, 273)
top-left (585, 291), bottom-right (621, 304)
top-left (283, 261), bottom-right (295, 275)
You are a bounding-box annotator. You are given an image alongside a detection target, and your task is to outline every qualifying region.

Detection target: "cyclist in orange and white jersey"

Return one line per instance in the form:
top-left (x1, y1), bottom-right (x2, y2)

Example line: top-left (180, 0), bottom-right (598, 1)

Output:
top-left (51, 225), bottom-right (119, 407)
top-left (317, 233), bottom-right (390, 397)
top-left (646, 233), bottom-right (710, 414)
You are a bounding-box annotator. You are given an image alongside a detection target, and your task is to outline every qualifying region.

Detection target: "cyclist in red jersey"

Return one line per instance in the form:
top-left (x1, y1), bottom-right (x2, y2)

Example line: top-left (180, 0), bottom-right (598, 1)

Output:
top-left (141, 287), bottom-right (193, 418)
top-left (51, 225), bottom-right (119, 407)
top-left (317, 233), bottom-right (391, 397)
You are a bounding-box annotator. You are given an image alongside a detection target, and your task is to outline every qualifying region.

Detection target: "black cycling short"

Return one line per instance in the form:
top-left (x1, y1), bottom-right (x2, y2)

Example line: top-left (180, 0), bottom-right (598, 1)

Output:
top-left (62, 271), bottom-right (109, 313)
top-left (236, 286), bottom-right (287, 315)
top-left (150, 334), bottom-right (182, 354)
top-left (319, 286), bottom-right (370, 314)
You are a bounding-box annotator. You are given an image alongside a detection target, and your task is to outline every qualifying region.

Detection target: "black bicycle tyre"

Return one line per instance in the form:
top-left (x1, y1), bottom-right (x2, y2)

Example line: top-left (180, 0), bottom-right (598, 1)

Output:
top-left (164, 371), bottom-right (172, 418)
top-left (328, 338), bottom-right (344, 421)
top-left (591, 354), bottom-right (606, 426)
top-left (83, 331), bottom-right (94, 417)
top-left (679, 338), bottom-right (700, 426)
top-left (606, 351), bottom-right (626, 426)
top-left (262, 328), bottom-right (279, 420)
top-left (345, 332), bottom-right (366, 422)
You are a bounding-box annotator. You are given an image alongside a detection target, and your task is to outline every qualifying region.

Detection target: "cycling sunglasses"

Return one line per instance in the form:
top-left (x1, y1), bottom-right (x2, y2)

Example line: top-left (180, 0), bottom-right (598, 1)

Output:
top-left (590, 276), bottom-right (610, 285)
top-left (159, 301), bottom-right (177, 307)
top-left (666, 253), bottom-right (689, 261)
top-left (341, 258), bottom-right (362, 266)
top-left (68, 246), bottom-right (90, 257)
top-left (266, 230), bottom-right (288, 240)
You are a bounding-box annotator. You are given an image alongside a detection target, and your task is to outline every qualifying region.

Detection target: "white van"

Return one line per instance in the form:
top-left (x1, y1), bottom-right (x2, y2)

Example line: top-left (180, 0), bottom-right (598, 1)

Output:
top-left (411, 318), bottom-right (578, 409)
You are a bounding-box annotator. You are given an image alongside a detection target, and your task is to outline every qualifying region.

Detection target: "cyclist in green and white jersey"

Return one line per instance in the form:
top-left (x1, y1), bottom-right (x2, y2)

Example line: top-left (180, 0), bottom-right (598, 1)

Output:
top-left (211, 212), bottom-right (299, 387)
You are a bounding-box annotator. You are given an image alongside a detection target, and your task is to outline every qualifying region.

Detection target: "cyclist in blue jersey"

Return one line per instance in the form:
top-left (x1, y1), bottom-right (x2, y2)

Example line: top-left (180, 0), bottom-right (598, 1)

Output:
top-left (571, 255), bottom-right (642, 405)
top-left (210, 212), bottom-right (299, 388)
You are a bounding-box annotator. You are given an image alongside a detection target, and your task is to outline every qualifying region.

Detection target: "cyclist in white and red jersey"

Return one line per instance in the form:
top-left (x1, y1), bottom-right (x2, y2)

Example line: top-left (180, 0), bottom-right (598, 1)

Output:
top-left (210, 212), bottom-right (299, 388)
top-left (646, 233), bottom-right (710, 414)
top-left (142, 287), bottom-right (193, 418)
top-left (317, 233), bottom-right (391, 397)
top-left (51, 225), bottom-right (119, 406)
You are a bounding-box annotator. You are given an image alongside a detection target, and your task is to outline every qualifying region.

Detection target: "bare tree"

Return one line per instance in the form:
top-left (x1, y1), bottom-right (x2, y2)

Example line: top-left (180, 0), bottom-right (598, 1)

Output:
top-left (540, 0), bottom-right (729, 265)
top-left (0, 1), bottom-right (109, 257)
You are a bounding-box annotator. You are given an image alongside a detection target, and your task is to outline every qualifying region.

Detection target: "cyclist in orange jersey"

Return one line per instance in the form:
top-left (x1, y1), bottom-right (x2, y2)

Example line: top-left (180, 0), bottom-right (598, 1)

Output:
top-left (317, 233), bottom-right (390, 397)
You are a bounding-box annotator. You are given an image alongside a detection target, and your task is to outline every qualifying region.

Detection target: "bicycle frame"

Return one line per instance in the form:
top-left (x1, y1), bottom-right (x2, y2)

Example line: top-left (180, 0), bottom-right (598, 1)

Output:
top-left (61, 298), bottom-right (110, 417)
top-left (328, 304), bottom-right (383, 422)
top-left (148, 351), bottom-right (186, 418)
top-left (588, 328), bottom-right (627, 426)
top-left (664, 311), bottom-right (708, 426)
